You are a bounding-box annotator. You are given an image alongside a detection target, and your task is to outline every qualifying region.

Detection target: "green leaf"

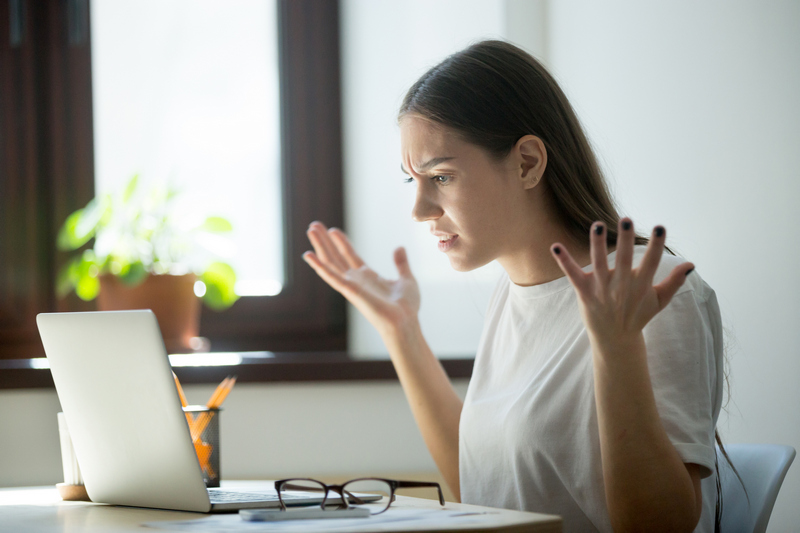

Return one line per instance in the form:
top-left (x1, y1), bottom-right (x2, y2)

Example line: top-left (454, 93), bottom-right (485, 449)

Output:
top-left (122, 174), bottom-right (140, 203)
top-left (55, 258), bottom-right (81, 299)
top-left (56, 209), bottom-right (85, 251)
top-left (199, 261), bottom-right (239, 311)
top-left (75, 274), bottom-right (100, 301)
top-left (56, 196), bottom-right (110, 251)
top-left (198, 216), bottom-right (233, 233)
top-left (70, 250), bottom-right (101, 300)
top-left (119, 261), bottom-right (148, 287)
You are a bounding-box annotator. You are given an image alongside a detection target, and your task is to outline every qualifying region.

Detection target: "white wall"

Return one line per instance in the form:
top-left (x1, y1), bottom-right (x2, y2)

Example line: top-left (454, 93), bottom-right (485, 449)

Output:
top-left (525, 1), bottom-right (800, 530)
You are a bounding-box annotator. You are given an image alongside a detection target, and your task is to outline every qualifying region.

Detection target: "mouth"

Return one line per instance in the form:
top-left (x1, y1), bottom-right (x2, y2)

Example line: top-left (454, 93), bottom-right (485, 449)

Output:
top-left (436, 234), bottom-right (458, 252)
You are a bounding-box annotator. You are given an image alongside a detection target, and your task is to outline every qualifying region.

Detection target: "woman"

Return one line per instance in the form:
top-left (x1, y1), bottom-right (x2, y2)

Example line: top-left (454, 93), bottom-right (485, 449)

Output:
top-left (303, 40), bottom-right (723, 533)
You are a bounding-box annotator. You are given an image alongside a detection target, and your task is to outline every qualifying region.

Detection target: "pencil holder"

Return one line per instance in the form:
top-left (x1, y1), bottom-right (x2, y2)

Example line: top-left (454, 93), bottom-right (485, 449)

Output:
top-left (183, 406), bottom-right (221, 488)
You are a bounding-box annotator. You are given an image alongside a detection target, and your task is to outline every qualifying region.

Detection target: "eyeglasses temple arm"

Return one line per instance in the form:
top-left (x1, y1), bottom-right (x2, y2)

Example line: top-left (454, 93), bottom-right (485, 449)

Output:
top-left (394, 481), bottom-right (445, 506)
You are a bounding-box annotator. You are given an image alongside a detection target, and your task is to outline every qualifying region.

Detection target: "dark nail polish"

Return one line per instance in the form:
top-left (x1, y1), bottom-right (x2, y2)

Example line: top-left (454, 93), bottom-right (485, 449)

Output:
top-left (553, 246), bottom-right (561, 255)
top-left (622, 221), bottom-right (631, 231)
top-left (655, 226), bottom-right (664, 238)
top-left (685, 268), bottom-right (694, 276)
top-left (595, 225), bottom-right (603, 236)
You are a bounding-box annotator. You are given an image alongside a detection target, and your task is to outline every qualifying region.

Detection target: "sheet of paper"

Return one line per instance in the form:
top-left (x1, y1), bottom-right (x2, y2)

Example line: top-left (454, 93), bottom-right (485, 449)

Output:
top-left (143, 507), bottom-right (501, 532)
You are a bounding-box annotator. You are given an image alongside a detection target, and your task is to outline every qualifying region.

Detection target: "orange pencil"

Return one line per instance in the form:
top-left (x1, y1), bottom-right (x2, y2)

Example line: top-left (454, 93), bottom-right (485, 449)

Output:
top-left (193, 375), bottom-right (237, 437)
top-left (206, 376), bottom-right (231, 409)
top-left (210, 375), bottom-right (237, 409)
top-left (174, 373), bottom-right (195, 428)
top-left (173, 372), bottom-right (189, 407)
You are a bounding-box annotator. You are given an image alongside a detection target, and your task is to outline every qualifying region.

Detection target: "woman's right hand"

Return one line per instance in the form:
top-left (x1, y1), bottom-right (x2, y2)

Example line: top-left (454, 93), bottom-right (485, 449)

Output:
top-left (303, 221), bottom-right (420, 337)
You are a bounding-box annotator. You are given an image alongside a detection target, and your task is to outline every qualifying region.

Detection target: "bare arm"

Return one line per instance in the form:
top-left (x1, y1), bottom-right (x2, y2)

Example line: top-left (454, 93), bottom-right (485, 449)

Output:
top-left (552, 219), bottom-right (702, 532)
top-left (592, 334), bottom-right (703, 532)
top-left (303, 222), bottom-right (463, 499)
top-left (382, 318), bottom-right (463, 500)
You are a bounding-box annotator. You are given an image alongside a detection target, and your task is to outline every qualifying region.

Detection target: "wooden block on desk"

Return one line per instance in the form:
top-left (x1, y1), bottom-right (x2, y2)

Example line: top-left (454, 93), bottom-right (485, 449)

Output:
top-left (56, 483), bottom-right (90, 502)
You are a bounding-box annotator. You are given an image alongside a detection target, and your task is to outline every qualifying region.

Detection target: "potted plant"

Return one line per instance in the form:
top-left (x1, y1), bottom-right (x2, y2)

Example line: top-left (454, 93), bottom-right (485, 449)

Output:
top-left (56, 175), bottom-right (239, 353)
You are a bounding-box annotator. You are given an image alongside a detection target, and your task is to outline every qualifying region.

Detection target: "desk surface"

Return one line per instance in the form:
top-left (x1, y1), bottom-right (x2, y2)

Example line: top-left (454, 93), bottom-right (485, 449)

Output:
top-left (0, 482), bottom-right (561, 533)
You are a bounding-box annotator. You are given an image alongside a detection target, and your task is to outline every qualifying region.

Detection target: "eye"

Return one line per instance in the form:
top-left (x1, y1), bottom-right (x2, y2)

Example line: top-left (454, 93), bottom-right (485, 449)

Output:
top-left (432, 175), bottom-right (450, 185)
top-left (403, 177), bottom-right (414, 184)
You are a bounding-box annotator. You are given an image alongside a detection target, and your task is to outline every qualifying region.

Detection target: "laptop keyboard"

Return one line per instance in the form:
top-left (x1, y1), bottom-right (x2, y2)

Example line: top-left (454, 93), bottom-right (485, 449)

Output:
top-left (207, 489), bottom-right (306, 504)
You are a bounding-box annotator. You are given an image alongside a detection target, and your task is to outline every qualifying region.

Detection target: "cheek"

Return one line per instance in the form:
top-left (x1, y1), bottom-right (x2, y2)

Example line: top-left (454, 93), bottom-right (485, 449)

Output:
top-left (459, 191), bottom-right (513, 239)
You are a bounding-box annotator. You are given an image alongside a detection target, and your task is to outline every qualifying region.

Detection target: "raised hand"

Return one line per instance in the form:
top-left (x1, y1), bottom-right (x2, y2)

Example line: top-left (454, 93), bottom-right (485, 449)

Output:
top-left (303, 221), bottom-right (421, 336)
top-left (549, 218), bottom-right (695, 349)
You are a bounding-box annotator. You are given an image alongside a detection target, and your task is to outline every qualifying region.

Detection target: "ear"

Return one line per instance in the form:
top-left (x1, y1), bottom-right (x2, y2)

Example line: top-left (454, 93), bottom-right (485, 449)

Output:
top-left (514, 135), bottom-right (547, 190)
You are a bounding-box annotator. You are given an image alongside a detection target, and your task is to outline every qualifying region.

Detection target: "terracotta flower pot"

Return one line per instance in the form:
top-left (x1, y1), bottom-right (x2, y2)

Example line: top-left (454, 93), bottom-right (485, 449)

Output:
top-left (97, 274), bottom-right (201, 354)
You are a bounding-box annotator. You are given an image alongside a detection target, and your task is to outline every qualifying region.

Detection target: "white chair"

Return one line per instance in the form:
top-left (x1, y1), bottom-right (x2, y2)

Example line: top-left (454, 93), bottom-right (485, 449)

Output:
top-left (717, 443), bottom-right (796, 533)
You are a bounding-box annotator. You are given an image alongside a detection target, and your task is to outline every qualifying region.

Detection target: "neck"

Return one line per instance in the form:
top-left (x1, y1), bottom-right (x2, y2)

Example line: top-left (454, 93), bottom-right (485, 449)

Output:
top-left (498, 220), bottom-right (592, 287)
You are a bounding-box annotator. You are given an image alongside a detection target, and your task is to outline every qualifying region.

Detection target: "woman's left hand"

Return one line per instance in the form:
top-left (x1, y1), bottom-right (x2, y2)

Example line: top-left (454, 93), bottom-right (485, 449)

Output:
top-left (550, 218), bottom-right (695, 349)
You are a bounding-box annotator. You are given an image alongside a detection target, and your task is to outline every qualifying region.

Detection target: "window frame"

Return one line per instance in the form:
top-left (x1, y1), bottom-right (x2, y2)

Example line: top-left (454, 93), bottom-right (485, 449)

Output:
top-left (198, 0), bottom-right (346, 352)
top-left (0, 0), bottom-right (346, 359)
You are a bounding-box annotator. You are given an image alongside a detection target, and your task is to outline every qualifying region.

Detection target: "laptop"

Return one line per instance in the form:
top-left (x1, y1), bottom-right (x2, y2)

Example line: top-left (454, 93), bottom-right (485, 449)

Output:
top-left (37, 310), bottom-right (353, 512)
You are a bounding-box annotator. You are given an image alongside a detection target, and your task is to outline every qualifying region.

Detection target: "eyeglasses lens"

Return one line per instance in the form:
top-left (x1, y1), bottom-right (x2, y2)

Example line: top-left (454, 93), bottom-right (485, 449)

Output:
top-left (277, 479), bottom-right (328, 510)
top-left (341, 479), bottom-right (392, 514)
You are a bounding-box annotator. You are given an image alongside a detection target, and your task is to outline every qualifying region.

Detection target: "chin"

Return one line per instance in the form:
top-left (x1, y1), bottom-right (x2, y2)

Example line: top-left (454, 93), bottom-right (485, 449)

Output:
top-left (446, 254), bottom-right (491, 273)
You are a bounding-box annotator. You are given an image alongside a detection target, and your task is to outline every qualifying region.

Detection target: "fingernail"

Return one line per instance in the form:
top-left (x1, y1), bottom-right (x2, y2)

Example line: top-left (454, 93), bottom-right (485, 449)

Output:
top-left (622, 220), bottom-right (631, 231)
top-left (685, 267), bottom-right (694, 276)
top-left (553, 246), bottom-right (561, 255)
top-left (655, 226), bottom-right (664, 238)
top-left (594, 224), bottom-right (603, 236)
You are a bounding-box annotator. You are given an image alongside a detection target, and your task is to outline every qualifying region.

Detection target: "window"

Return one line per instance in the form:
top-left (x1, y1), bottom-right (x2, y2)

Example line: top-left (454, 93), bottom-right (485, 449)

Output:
top-left (0, 0), bottom-right (345, 359)
top-left (91, 0), bottom-right (285, 296)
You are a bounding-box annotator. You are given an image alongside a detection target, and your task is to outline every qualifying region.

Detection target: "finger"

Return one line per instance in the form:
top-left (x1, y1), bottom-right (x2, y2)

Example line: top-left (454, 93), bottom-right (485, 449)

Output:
top-left (615, 217), bottom-right (635, 276)
top-left (653, 262), bottom-right (695, 311)
top-left (307, 222), bottom-right (348, 273)
top-left (590, 222), bottom-right (609, 281)
top-left (329, 228), bottom-right (366, 269)
top-left (302, 251), bottom-right (358, 298)
top-left (637, 225), bottom-right (666, 285)
top-left (551, 243), bottom-right (590, 293)
top-left (393, 247), bottom-right (414, 279)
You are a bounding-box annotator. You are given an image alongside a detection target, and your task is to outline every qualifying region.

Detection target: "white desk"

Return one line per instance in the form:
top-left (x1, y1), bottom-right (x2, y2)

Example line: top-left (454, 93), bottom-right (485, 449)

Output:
top-left (0, 482), bottom-right (561, 533)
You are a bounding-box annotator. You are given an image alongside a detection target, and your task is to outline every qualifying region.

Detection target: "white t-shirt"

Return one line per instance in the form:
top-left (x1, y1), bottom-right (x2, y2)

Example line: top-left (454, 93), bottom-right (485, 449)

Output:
top-left (459, 246), bottom-right (723, 533)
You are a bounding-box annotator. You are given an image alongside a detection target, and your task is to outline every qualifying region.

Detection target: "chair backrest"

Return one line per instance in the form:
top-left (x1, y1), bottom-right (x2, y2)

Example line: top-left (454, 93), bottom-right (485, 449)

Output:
top-left (718, 443), bottom-right (796, 533)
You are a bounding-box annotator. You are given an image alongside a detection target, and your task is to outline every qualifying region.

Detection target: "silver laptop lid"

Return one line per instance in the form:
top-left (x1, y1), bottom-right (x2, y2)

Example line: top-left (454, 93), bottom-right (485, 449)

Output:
top-left (37, 310), bottom-right (211, 512)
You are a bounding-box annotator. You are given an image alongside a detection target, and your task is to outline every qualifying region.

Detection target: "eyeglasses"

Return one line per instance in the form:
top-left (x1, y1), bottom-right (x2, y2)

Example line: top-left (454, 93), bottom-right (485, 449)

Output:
top-left (274, 477), bottom-right (445, 515)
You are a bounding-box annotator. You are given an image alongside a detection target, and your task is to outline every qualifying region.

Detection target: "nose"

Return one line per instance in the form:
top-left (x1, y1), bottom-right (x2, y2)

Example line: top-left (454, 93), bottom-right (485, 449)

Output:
top-left (411, 184), bottom-right (443, 222)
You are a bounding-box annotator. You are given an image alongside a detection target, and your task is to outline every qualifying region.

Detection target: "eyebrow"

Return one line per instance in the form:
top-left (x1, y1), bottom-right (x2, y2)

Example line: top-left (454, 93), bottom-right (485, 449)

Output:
top-left (400, 157), bottom-right (456, 175)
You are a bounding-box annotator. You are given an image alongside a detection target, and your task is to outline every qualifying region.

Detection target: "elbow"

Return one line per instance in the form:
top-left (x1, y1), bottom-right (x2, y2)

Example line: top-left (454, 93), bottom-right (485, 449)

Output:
top-left (611, 515), bottom-right (699, 533)
top-left (608, 494), bottom-right (701, 533)
top-left (611, 516), bottom-right (699, 533)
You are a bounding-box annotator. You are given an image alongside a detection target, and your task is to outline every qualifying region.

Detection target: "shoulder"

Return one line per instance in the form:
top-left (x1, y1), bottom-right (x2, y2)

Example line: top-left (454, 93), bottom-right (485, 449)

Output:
top-left (631, 245), bottom-right (712, 301)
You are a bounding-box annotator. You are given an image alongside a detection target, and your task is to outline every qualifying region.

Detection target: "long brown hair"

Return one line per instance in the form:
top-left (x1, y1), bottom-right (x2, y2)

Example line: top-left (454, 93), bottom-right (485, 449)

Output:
top-left (400, 40), bottom-right (738, 531)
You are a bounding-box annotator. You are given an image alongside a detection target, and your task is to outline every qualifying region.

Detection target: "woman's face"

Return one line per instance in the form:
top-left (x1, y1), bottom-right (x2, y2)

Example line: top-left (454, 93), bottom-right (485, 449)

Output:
top-left (399, 115), bottom-right (537, 272)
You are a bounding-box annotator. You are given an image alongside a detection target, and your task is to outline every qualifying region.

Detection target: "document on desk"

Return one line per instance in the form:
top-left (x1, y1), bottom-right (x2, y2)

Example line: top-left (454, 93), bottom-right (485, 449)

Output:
top-left (143, 507), bottom-right (499, 532)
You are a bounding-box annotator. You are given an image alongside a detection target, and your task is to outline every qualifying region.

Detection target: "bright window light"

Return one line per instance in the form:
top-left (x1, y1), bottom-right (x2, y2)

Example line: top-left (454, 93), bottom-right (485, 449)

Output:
top-left (169, 352), bottom-right (244, 367)
top-left (193, 280), bottom-right (207, 298)
top-left (235, 279), bottom-right (282, 297)
top-left (90, 0), bottom-right (284, 296)
top-left (29, 358), bottom-right (51, 370)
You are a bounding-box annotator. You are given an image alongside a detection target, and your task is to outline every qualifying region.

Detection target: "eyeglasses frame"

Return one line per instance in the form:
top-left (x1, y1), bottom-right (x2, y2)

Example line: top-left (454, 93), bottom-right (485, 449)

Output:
top-left (274, 477), bottom-right (445, 514)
